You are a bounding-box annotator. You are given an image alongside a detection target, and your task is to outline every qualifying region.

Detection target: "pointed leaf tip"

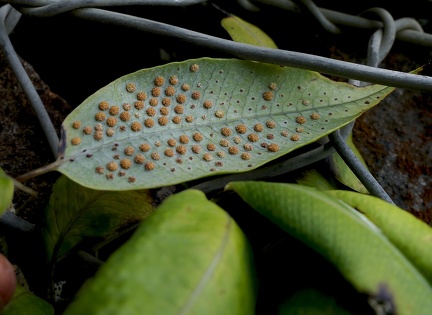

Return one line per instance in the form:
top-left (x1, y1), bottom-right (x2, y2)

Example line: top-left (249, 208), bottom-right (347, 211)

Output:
top-left (221, 15), bottom-right (278, 49)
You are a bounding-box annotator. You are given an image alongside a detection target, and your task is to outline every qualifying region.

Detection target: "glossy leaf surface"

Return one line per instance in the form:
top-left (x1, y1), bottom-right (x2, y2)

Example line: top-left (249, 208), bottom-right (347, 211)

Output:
top-left (63, 189), bottom-right (256, 315)
top-left (278, 288), bottom-right (352, 315)
top-left (0, 168), bottom-right (13, 215)
top-left (42, 175), bottom-right (155, 264)
top-left (296, 168), bottom-right (337, 191)
top-left (56, 58), bottom-right (394, 190)
top-left (226, 181), bottom-right (432, 315)
top-left (1, 285), bottom-right (54, 315)
top-left (328, 190), bottom-right (432, 284)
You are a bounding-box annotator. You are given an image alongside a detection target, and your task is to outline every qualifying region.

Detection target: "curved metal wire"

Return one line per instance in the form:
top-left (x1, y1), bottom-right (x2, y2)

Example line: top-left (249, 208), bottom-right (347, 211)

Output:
top-left (2, 0), bottom-right (431, 90)
top-left (0, 4), bottom-right (59, 157)
top-left (299, 0), bottom-right (341, 34)
top-left (328, 130), bottom-right (395, 204)
top-left (67, 8), bottom-right (432, 92)
top-left (361, 8), bottom-right (396, 67)
top-left (240, 0), bottom-right (432, 46)
top-left (17, 0), bottom-right (207, 17)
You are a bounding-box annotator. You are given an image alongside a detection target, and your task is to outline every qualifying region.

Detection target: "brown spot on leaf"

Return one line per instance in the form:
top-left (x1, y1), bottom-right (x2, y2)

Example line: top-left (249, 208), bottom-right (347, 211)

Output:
top-left (176, 145), bottom-right (187, 155)
top-left (136, 92), bottom-right (147, 101)
top-left (99, 101), bottom-right (109, 111)
top-left (179, 134), bottom-right (189, 144)
top-left (145, 162), bottom-right (155, 171)
top-left (72, 121), bottom-right (81, 129)
top-left (267, 143), bottom-right (280, 152)
top-left (228, 146), bottom-right (239, 155)
top-left (235, 124), bottom-right (247, 134)
top-left (144, 118), bottom-right (154, 128)
top-left (221, 127), bottom-right (232, 137)
top-left (134, 101), bottom-right (144, 110)
top-left (95, 112), bottom-right (106, 122)
top-left (154, 76), bottom-right (165, 87)
top-left (71, 137), bottom-right (81, 145)
top-left (203, 153), bottom-right (212, 161)
top-left (83, 126), bottom-right (92, 135)
top-left (172, 116), bottom-right (182, 124)
top-left (310, 112), bottom-right (321, 120)
top-left (158, 116), bottom-right (168, 126)
top-left (203, 100), bottom-right (213, 109)
top-left (165, 86), bottom-right (175, 96)
top-left (296, 116), bottom-right (307, 124)
top-left (131, 121), bottom-right (142, 131)
top-left (146, 107), bottom-right (156, 117)
top-left (291, 134), bottom-right (300, 141)
top-left (263, 91), bottom-right (273, 101)
top-left (176, 94), bottom-right (187, 104)
top-left (106, 117), bottom-right (117, 127)
top-left (120, 111), bottom-right (131, 122)
top-left (254, 123), bottom-right (264, 132)
top-left (247, 134), bottom-right (259, 142)
top-left (107, 161), bottom-right (118, 171)
top-left (164, 148), bottom-right (174, 157)
top-left (120, 158), bottom-right (132, 169)
top-left (139, 143), bottom-right (150, 152)
top-left (134, 154), bottom-right (145, 164)
top-left (149, 98), bottom-right (158, 107)
top-left (126, 83), bottom-right (136, 92)
top-left (266, 120), bottom-right (276, 128)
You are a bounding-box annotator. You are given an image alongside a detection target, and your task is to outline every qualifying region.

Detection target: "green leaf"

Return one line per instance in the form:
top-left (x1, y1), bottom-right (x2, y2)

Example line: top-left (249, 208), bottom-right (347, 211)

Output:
top-left (327, 190), bottom-right (432, 284)
top-left (0, 285), bottom-right (54, 315)
top-left (328, 131), bottom-right (369, 193)
top-left (0, 168), bottom-right (14, 215)
top-left (226, 181), bottom-right (432, 315)
top-left (32, 58), bottom-right (394, 190)
top-left (42, 175), bottom-right (155, 264)
top-left (295, 168), bottom-right (337, 191)
top-left (63, 189), bottom-right (256, 315)
top-left (221, 15), bottom-right (278, 48)
top-left (278, 288), bottom-right (352, 315)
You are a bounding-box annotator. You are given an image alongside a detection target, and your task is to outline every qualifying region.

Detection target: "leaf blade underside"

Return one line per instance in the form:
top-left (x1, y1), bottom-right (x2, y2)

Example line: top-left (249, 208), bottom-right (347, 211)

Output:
top-left (58, 58), bottom-right (395, 190)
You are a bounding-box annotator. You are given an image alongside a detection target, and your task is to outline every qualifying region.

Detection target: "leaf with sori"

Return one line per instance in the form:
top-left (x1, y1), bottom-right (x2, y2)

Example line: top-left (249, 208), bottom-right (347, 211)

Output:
top-left (42, 175), bottom-right (155, 265)
top-left (19, 58), bottom-right (395, 190)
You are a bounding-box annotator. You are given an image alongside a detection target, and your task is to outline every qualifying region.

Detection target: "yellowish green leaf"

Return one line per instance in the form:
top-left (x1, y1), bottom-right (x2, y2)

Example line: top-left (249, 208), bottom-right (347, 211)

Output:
top-left (63, 189), bottom-right (256, 314)
top-left (227, 181), bottom-right (432, 315)
top-left (221, 15), bottom-right (278, 48)
top-left (42, 175), bottom-right (155, 264)
top-left (327, 190), bottom-right (432, 284)
top-left (1, 285), bottom-right (54, 315)
top-left (328, 132), bottom-right (369, 193)
top-left (0, 169), bottom-right (13, 215)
